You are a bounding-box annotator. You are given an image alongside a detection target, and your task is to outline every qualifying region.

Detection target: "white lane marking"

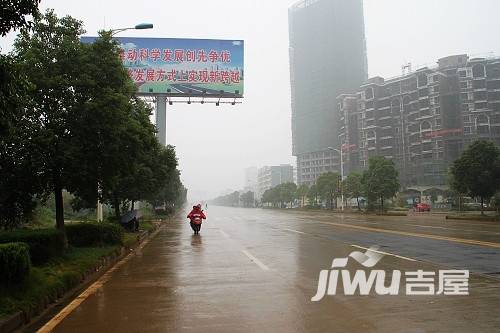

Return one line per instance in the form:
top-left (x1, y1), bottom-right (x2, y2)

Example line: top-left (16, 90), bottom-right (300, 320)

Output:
top-left (281, 225), bottom-right (416, 262)
top-left (350, 245), bottom-right (416, 262)
top-left (283, 228), bottom-right (307, 235)
top-left (219, 229), bottom-right (230, 238)
top-left (241, 249), bottom-right (270, 271)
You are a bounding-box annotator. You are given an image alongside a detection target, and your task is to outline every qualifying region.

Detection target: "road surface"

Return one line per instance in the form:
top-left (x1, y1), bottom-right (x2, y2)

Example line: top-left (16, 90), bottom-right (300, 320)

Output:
top-left (41, 207), bottom-right (500, 332)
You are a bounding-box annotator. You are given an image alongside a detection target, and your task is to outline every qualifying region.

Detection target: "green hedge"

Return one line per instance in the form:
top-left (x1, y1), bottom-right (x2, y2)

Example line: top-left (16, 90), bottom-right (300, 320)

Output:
top-left (0, 242), bottom-right (31, 285)
top-left (0, 229), bottom-right (64, 265)
top-left (66, 223), bottom-right (123, 247)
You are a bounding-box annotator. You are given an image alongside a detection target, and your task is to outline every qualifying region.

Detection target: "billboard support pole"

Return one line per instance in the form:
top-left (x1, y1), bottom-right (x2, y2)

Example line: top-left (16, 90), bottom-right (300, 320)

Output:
top-left (156, 95), bottom-right (167, 146)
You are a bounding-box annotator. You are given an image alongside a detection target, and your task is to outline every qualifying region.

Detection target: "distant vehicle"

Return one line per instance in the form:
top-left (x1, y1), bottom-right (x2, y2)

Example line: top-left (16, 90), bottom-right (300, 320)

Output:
top-left (415, 203), bottom-right (431, 212)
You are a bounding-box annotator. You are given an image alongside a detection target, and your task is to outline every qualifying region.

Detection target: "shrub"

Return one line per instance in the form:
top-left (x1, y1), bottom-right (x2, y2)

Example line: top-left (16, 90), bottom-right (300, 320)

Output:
top-left (66, 223), bottom-right (123, 247)
top-left (0, 242), bottom-right (31, 285)
top-left (0, 229), bottom-right (65, 265)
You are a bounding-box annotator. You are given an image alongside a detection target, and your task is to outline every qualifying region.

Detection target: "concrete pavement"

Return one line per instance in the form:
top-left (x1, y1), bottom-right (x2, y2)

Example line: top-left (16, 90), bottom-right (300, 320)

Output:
top-left (41, 207), bottom-right (500, 332)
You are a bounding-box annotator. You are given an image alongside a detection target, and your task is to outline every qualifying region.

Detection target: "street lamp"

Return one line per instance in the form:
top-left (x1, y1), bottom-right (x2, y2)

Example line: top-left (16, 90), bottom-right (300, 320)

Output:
top-left (110, 23), bottom-right (154, 36)
top-left (328, 146), bottom-right (344, 211)
top-left (96, 22), bottom-right (153, 222)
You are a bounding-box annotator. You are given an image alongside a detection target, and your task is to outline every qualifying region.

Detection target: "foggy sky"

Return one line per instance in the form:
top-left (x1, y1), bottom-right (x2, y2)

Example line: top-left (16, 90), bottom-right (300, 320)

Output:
top-left (2, 0), bottom-right (500, 201)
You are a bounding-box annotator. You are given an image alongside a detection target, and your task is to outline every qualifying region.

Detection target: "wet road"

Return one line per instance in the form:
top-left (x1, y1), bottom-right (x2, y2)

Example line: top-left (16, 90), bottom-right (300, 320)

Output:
top-left (48, 207), bottom-right (500, 332)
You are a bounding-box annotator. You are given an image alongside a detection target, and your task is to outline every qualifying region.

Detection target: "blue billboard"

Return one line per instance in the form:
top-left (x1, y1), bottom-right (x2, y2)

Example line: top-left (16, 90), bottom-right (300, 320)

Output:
top-left (81, 37), bottom-right (244, 96)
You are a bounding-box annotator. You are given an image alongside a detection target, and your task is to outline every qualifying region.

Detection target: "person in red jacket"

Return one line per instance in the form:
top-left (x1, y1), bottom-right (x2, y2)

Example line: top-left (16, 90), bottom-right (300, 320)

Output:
top-left (187, 204), bottom-right (206, 234)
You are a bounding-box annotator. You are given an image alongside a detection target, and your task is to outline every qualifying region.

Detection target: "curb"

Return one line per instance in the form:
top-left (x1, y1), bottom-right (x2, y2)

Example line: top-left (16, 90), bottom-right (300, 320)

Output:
top-left (0, 221), bottom-right (164, 333)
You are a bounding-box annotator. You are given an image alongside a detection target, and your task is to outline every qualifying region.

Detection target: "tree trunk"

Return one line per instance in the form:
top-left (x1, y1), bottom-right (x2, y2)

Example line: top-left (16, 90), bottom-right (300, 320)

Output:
top-left (131, 200), bottom-right (135, 211)
top-left (356, 197), bottom-right (360, 211)
top-left (113, 196), bottom-right (121, 221)
top-left (481, 196), bottom-right (484, 215)
top-left (53, 170), bottom-right (67, 247)
top-left (380, 196), bottom-right (384, 213)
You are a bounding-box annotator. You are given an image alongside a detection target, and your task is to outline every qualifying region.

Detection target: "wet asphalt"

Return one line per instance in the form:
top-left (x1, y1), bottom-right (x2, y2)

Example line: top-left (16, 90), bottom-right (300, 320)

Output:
top-left (50, 206), bottom-right (500, 332)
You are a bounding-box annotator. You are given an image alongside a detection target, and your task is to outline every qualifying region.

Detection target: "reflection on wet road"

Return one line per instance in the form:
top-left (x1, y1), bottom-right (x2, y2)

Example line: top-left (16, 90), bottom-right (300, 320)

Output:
top-left (48, 206), bottom-right (500, 332)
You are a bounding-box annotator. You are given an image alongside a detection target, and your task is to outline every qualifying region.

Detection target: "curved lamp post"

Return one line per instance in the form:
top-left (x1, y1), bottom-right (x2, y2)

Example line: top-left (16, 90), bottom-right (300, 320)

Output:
top-left (96, 23), bottom-right (153, 222)
top-left (110, 23), bottom-right (154, 36)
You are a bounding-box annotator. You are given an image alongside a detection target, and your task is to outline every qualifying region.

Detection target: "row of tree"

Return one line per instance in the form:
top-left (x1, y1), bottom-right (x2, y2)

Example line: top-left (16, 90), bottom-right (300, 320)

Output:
top-left (261, 140), bottom-right (500, 213)
top-left (209, 191), bottom-right (255, 208)
top-left (209, 141), bottom-right (499, 212)
top-left (261, 156), bottom-right (400, 211)
top-left (0, 7), bottom-right (186, 233)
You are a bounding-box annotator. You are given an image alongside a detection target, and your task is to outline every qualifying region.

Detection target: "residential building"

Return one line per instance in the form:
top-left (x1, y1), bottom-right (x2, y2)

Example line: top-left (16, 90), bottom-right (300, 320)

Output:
top-left (257, 165), bottom-right (294, 199)
top-left (337, 54), bottom-right (500, 189)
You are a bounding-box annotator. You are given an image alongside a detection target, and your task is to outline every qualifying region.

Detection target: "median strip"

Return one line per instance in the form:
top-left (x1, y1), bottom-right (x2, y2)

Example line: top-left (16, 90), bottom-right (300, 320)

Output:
top-left (319, 221), bottom-right (500, 249)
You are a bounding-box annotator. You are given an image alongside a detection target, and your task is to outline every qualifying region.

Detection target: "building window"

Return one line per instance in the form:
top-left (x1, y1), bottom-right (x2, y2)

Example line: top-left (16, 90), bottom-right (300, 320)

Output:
top-left (490, 114), bottom-right (500, 124)
top-left (459, 70), bottom-right (467, 78)
top-left (436, 119), bottom-right (441, 126)
top-left (464, 126), bottom-right (472, 134)
top-left (419, 98), bottom-right (430, 109)
top-left (476, 114), bottom-right (489, 125)
top-left (420, 120), bottom-right (432, 132)
top-left (365, 87), bottom-right (374, 100)
top-left (473, 80), bottom-right (486, 89)
top-left (419, 88), bottom-right (429, 98)
top-left (463, 115), bottom-right (471, 122)
top-left (417, 73), bottom-right (428, 87)
top-left (478, 125), bottom-right (490, 135)
top-left (475, 102), bottom-right (488, 110)
top-left (472, 64), bottom-right (486, 78)
top-left (474, 91), bottom-right (487, 100)
top-left (488, 91), bottom-right (500, 101)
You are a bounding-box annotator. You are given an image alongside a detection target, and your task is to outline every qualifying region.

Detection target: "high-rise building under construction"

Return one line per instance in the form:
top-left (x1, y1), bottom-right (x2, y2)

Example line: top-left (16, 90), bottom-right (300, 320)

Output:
top-left (289, 0), bottom-right (368, 185)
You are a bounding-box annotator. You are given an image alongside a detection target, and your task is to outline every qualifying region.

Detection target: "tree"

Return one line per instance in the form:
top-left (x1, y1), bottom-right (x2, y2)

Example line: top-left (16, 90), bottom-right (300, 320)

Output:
top-left (296, 184), bottom-right (309, 208)
top-left (344, 172), bottom-right (363, 210)
top-left (278, 182), bottom-right (297, 208)
top-left (491, 191), bottom-right (500, 214)
top-left (0, 0), bottom-right (41, 229)
top-left (146, 146), bottom-right (184, 211)
top-left (0, 60), bottom-right (43, 229)
top-left (0, 0), bottom-right (39, 36)
top-left (316, 172), bottom-right (339, 209)
top-left (211, 191), bottom-right (240, 207)
top-left (261, 187), bottom-right (278, 207)
top-left (63, 30), bottom-right (142, 219)
top-left (450, 140), bottom-right (500, 215)
top-left (240, 191), bottom-right (255, 208)
top-left (13, 10), bottom-right (86, 238)
top-left (362, 156), bottom-right (399, 212)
